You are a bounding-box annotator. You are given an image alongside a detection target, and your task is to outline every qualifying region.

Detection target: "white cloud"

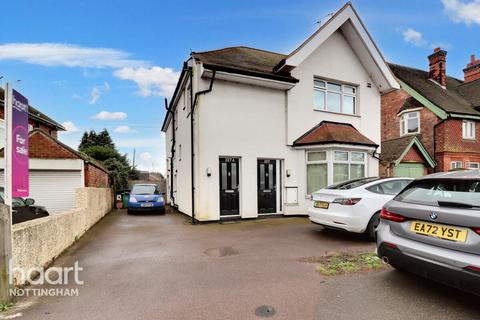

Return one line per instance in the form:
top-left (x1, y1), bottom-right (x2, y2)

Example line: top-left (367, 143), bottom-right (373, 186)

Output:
top-left (92, 111), bottom-right (127, 120)
top-left (61, 121), bottom-right (80, 134)
top-left (442, 0), bottom-right (480, 25)
top-left (139, 152), bottom-right (153, 162)
top-left (114, 66), bottom-right (180, 97)
top-left (114, 125), bottom-right (137, 133)
top-left (89, 82), bottom-right (110, 104)
top-left (402, 28), bottom-right (426, 46)
top-left (0, 43), bottom-right (146, 68)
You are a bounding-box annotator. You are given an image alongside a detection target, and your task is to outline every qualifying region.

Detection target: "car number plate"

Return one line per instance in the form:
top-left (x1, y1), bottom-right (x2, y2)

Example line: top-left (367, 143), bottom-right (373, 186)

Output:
top-left (141, 203), bottom-right (154, 208)
top-left (410, 221), bottom-right (468, 242)
top-left (314, 201), bottom-right (329, 209)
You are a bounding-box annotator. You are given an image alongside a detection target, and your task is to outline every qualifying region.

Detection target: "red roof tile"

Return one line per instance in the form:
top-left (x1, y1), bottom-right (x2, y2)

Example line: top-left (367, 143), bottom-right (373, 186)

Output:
top-left (293, 121), bottom-right (378, 147)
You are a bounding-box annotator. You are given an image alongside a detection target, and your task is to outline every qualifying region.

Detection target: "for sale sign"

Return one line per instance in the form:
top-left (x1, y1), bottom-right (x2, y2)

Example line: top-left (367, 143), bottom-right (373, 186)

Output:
top-left (11, 89), bottom-right (29, 197)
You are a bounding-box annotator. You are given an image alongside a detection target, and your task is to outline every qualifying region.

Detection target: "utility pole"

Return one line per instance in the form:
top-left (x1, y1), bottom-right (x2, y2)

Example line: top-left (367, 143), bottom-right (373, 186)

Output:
top-left (132, 148), bottom-right (136, 169)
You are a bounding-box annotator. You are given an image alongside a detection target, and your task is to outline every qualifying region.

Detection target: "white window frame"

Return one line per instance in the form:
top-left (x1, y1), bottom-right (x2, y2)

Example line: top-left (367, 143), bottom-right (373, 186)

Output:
top-left (400, 111), bottom-right (420, 136)
top-left (450, 161), bottom-right (463, 170)
top-left (462, 120), bottom-right (476, 140)
top-left (0, 119), bottom-right (5, 149)
top-left (306, 151), bottom-right (328, 195)
top-left (313, 79), bottom-right (357, 115)
top-left (306, 150), bottom-right (367, 195)
top-left (466, 162), bottom-right (479, 169)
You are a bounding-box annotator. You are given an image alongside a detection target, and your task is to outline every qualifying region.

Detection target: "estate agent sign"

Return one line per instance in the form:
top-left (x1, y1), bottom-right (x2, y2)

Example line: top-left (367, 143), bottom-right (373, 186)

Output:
top-left (11, 89), bottom-right (29, 197)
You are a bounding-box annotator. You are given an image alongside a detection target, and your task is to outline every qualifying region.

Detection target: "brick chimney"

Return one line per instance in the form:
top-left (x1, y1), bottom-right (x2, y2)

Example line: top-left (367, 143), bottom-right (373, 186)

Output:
top-left (428, 47), bottom-right (447, 87)
top-left (463, 54), bottom-right (480, 83)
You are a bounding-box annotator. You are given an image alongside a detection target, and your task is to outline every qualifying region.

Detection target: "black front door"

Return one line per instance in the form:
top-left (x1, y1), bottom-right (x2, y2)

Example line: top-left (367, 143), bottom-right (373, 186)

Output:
top-left (257, 159), bottom-right (277, 214)
top-left (219, 157), bottom-right (240, 216)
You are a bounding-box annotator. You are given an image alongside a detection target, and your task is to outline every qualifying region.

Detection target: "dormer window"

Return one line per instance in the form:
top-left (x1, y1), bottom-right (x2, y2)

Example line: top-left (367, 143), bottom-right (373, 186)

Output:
top-left (314, 79), bottom-right (357, 115)
top-left (400, 111), bottom-right (420, 136)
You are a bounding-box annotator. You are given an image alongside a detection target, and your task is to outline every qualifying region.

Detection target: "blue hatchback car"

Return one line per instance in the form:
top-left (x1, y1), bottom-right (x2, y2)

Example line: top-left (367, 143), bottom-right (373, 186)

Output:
top-left (127, 184), bottom-right (165, 215)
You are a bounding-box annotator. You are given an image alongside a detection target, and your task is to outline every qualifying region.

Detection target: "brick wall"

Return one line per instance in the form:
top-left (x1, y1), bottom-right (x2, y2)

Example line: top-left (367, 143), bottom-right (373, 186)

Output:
top-left (28, 131), bottom-right (78, 159)
top-left (84, 164), bottom-right (109, 188)
top-left (402, 145), bottom-right (425, 163)
top-left (381, 89), bottom-right (441, 157)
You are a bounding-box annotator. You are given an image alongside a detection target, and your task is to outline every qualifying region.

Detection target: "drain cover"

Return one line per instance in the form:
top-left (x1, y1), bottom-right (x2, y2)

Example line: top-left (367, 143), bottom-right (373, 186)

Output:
top-left (204, 246), bottom-right (239, 257)
top-left (255, 305), bottom-right (276, 318)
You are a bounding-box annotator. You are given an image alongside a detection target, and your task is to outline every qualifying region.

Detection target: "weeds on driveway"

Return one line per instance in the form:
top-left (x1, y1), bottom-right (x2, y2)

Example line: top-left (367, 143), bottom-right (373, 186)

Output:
top-left (0, 302), bottom-right (13, 312)
top-left (300, 252), bottom-right (389, 276)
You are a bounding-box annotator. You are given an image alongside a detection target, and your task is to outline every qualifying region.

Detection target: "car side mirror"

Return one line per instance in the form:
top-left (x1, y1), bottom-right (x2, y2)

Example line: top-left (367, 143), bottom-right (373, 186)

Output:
top-left (160, 192), bottom-right (166, 196)
top-left (25, 198), bottom-right (35, 206)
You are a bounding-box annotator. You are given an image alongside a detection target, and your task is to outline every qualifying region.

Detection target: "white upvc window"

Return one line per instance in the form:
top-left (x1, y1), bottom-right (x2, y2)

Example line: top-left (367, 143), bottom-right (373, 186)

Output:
top-left (467, 162), bottom-right (479, 169)
top-left (306, 151), bottom-right (328, 195)
top-left (0, 119), bottom-right (5, 149)
top-left (400, 111), bottom-right (420, 136)
top-left (306, 150), bottom-right (367, 195)
top-left (313, 79), bottom-right (357, 115)
top-left (333, 151), bottom-right (366, 184)
top-left (451, 161), bottom-right (463, 170)
top-left (462, 120), bottom-right (475, 140)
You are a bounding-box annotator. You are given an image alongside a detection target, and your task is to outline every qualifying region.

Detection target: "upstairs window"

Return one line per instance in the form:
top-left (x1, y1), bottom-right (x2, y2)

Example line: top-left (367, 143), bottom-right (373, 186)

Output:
top-left (314, 79), bottom-right (357, 115)
top-left (462, 120), bottom-right (475, 140)
top-left (400, 111), bottom-right (420, 136)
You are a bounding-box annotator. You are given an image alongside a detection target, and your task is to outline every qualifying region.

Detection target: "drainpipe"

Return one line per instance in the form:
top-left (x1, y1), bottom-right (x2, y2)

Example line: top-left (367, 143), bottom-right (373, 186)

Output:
top-left (164, 97), bottom-right (176, 207)
top-left (189, 68), bottom-right (216, 225)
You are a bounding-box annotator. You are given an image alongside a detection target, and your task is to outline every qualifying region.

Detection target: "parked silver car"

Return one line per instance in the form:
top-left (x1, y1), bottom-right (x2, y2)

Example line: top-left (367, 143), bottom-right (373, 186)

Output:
top-left (376, 170), bottom-right (480, 295)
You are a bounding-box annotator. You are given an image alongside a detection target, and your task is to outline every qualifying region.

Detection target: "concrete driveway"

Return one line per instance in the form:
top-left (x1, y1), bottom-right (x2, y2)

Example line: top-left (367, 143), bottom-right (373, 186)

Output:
top-left (4, 208), bottom-right (479, 320)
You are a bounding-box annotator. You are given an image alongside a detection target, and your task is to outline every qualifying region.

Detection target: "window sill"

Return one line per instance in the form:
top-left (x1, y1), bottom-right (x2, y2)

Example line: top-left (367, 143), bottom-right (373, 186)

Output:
top-left (462, 138), bottom-right (476, 142)
top-left (313, 109), bottom-right (360, 118)
top-left (400, 132), bottom-right (420, 137)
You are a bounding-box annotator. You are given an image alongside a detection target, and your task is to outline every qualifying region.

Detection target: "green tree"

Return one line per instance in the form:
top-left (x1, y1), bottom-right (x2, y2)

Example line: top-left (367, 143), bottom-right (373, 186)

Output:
top-left (78, 129), bottom-right (133, 190)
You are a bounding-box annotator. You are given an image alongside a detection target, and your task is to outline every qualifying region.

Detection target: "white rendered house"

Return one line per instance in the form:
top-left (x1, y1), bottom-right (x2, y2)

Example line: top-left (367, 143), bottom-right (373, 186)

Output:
top-left (161, 2), bottom-right (399, 222)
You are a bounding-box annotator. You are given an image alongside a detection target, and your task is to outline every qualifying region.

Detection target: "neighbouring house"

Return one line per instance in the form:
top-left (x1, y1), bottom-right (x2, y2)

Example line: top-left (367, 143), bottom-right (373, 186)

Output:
top-left (0, 89), bottom-right (109, 213)
top-left (380, 48), bottom-right (480, 177)
top-left (161, 2), bottom-right (399, 221)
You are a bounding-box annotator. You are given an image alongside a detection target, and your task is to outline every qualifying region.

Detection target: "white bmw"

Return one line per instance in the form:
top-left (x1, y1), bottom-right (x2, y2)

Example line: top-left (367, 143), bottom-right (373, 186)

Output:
top-left (308, 177), bottom-right (413, 239)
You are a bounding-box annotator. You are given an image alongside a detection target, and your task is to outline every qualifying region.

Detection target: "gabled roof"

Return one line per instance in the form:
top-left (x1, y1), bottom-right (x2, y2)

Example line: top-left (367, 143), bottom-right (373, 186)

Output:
top-left (388, 63), bottom-right (480, 117)
top-left (191, 2), bottom-right (398, 92)
top-left (293, 121), bottom-right (378, 147)
top-left (276, 2), bottom-right (399, 93)
top-left (192, 47), bottom-right (298, 83)
top-left (380, 135), bottom-right (435, 168)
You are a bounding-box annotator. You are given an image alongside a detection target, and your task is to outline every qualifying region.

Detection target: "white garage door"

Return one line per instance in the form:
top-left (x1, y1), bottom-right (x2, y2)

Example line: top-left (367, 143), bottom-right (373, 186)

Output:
top-left (0, 170), bottom-right (82, 214)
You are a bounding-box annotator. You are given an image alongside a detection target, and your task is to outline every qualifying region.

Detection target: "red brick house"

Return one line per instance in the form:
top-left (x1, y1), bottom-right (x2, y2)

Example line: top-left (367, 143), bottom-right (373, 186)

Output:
top-left (380, 48), bottom-right (480, 178)
top-left (0, 88), bottom-right (109, 213)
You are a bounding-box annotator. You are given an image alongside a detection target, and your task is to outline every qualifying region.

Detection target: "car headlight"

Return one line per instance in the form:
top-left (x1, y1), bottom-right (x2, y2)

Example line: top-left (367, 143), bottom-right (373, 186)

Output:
top-left (156, 196), bottom-right (164, 203)
top-left (129, 196), bottom-right (137, 203)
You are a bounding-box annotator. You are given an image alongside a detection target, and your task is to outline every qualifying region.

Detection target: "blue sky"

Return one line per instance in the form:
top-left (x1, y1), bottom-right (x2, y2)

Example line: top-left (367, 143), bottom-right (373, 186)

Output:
top-left (1, 0), bottom-right (479, 173)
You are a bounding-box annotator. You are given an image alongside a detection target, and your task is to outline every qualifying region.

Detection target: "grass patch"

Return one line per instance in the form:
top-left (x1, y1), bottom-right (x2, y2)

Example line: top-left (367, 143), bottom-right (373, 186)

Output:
top-left (300, 252), bottom-right (387, 276)
top-left (0, 302), bottom-right (13, 312)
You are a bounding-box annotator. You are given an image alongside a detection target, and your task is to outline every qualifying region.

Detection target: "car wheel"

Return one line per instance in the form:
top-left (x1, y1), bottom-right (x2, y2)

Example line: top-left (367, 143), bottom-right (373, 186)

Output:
top-left (127, 209), bottom-right (133, 215)
top-left (366, 212), bottom-right (381, 241)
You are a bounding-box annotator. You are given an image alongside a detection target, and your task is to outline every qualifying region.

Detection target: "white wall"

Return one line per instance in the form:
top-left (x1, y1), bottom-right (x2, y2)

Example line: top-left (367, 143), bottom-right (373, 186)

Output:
top-left (165, 79), bottom-right (193, 216)
top-left (166, 30), bottom-right (383, 221)
top-left (287, 30), bottom-right (381, 150)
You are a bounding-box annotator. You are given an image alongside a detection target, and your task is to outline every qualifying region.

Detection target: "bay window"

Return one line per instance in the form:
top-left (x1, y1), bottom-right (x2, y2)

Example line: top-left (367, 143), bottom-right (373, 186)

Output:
top-left (306, 150), bottom-right (367, 195)
top-left (400, 111), bottom-right (420, 136)
top-left (306, 151), bottom-right (328, 195)
top-left (314, 79), bottom-right (357, 115)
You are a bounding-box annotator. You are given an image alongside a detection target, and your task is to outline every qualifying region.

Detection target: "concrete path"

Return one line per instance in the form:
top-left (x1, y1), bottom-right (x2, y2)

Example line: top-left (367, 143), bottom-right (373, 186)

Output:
top-left (3, 209), bottom-right (478, 319)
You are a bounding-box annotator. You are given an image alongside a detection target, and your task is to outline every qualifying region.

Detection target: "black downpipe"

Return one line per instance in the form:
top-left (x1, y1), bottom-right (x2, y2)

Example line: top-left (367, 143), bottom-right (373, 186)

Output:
top-left (190, 69), bottom-right (216, 225)
top-left (165, 97), bottom-right (176, 207)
